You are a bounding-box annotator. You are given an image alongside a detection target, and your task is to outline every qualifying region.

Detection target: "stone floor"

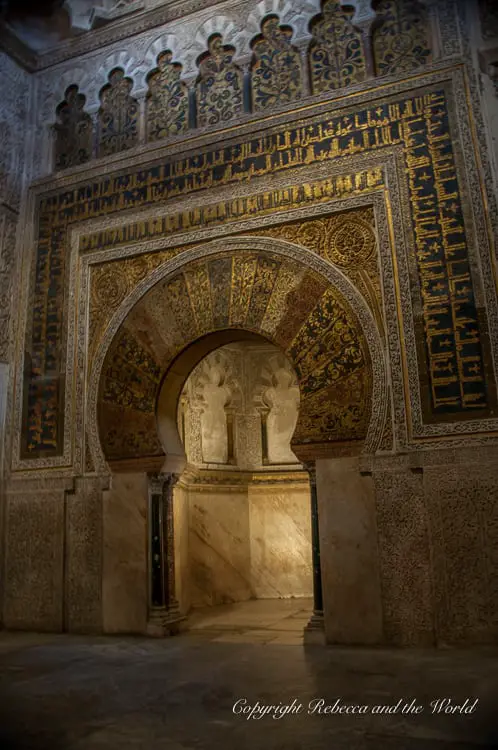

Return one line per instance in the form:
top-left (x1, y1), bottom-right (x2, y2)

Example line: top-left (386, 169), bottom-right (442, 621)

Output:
top-left (187, 597), bottom-right (312, 644)
top-left (0, 600), bottom-right (497, 750)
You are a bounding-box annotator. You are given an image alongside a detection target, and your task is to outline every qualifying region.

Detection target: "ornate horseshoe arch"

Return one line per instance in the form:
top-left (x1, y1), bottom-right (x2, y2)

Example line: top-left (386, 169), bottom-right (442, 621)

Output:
top-left (86, 236), bottom-right (388, 473)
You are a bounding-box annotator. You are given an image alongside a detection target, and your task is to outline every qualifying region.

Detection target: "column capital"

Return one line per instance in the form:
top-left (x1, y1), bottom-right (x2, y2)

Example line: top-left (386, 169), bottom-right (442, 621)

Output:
top-left (148, 471), bottom-right (180, 494)
top-left (235, 53), bottom-right (252, 76)
top-left (351, 0), bottom-right (377, 28)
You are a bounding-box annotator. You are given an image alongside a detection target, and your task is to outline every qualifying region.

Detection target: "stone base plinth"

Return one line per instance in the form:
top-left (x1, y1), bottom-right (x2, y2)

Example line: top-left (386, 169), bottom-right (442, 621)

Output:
top-left (146, 605), bottom-right (188, 637)
top-left (304, 611), bottom-right (326, 645)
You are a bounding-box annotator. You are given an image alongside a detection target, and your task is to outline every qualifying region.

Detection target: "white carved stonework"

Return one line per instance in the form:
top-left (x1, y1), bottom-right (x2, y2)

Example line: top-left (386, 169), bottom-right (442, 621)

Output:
top-left (180, 343), bottom-right (301, 470)
top-left (199, 363), bottom-right (231, 464)
top-left (262, 362), bottom-right (300, 465)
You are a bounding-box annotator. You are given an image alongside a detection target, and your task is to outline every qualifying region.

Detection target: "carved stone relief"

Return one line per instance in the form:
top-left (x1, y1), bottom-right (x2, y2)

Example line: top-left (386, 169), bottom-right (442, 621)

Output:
top-left (180, 342), bottom-right (303, 471)
top-left (198, 363), bottom-right (231, 464)
top-left (196, 34), bottom-right (243, 127)
top-left (260, 355), bottom-right (300, 464)
top-left (0, 212), bottom-right (17, 364)
top-left (309, 0), bottom-right (367, 94)
top-left (372, 0), bottom-right (432, 75)
top-left (146, 51), bottom-right (189, 141)
top-left (54, 85), bottom-right (93, 169)
top-left (250, 15), bottom-right (303, 112)
top-left (0, 51), bottom-right (30, 210)
top-left (97, 67), bottom-right (139, 157)
top-left (24, 0), bottom-right (464, 184)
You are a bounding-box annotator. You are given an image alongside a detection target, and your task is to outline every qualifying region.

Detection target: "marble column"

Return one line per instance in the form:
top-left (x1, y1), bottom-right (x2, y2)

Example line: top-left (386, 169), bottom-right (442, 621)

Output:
top-left (186, 78), bottom-right (197, 130)
top-left (303, 462), bottom-right (325, 644)
top-left (137, 92), bottom-right (147, 145)
top-left (147, 472), bottom-right (187, 636)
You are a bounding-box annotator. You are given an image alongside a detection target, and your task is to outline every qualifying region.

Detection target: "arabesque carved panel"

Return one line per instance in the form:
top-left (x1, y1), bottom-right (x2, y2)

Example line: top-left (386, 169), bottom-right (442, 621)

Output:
top-left (309, 0), bottom-right (367, 94)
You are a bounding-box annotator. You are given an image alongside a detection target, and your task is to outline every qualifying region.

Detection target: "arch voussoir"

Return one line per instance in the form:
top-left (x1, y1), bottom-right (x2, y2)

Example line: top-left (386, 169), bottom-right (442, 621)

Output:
top-left (88, 237), bottom-right (387, 472)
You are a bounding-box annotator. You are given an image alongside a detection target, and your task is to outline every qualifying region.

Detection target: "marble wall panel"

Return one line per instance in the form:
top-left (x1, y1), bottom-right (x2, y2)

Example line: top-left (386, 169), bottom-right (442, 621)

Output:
top-left (373, 467), bottom-right (434, 646)
top-left (3, 488), bottom-right (64, 631)
top-left (173, 483), bottom-right (191, 615)
top-left (248, 484), bottom-right (312, 599)
top-left (188, 488), bottom-right (252, 607)
top-left (317, 457), bottom-right (383, 645)
top-left (65, 477), bottom-right (103, 633)
top-left (186, 479), bottom-right (312, 607)
top-left (102, 472), bottom-right (148, 634)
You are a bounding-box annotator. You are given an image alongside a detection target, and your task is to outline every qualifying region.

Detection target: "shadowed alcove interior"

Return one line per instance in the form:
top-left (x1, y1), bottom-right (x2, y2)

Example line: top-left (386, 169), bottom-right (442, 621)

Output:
top-left (168, 337), bottom-right (313, 616)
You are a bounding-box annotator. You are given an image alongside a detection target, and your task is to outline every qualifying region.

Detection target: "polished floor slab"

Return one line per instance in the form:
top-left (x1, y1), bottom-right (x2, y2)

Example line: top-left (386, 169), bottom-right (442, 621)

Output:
top-left (0, 600), bottom-right (497, 750)
top-left (188, 597), bottom-right (312, 643)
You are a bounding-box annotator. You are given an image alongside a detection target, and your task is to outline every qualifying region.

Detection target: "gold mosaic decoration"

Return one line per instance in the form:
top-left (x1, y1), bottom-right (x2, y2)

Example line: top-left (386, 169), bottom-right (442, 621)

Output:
top-left (248, 208), bottom-right (384, 339)
top-left (309, 0), bottom-right (367, 94)
top-left (26, 88), bottom-right (493, 459)
top-left (88, 246), bottom-right (188, 367)
top-left (250, 16), bottom-right (303, 112)
top-left (196, 35), bottom-right (243, 127)
top-left (88, 207), bottom-right (382, 375)
top-left (146, 51), bottom-right (189, 141)
top-left (373, 0), bottom-right (432, 76)
top-left (98, 249), bottom-right (372, 461)
top-left (98, 68), bottom-right (139, 157)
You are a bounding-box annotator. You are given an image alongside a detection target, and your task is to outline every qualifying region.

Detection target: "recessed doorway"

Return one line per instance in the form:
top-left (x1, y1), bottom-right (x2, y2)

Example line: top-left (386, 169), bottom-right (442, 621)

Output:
top-left (168, 341), bottom-right (313, 639)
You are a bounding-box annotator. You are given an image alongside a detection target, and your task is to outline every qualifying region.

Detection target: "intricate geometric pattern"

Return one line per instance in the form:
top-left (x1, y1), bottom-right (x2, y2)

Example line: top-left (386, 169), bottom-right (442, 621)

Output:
top-left (249, 209), bottom-right (384, 339)
top-left (0, 212), bottom-right (17, 362)
top-left (373, 0), bottom-right (432, 76)
top-left (102, 330), bottom-right (161, 412)
top-left (146, 51), bottom-right (189, 142)
top-left (23, 89), bottom-right (493, 457)
top-left (250, 16), bottom-right (303, 112)
top-left (196, 35), bottom-right (243, 127)
top-left (98, 250), bottom-right (371, 460)
top-left (54, 86), bottom-right (93, 170)
top-left (309, 0), bottom-right (367, 94)
top-left (97, 68), bottom-right (139, 157)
